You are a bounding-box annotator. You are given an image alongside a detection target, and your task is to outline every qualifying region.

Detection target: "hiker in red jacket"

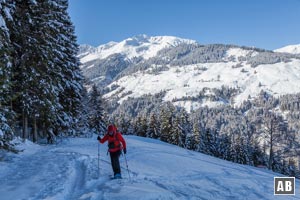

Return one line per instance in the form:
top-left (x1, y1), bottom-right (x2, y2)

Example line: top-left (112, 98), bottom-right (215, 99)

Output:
top-left (97, 124), bottom-right (126, 179)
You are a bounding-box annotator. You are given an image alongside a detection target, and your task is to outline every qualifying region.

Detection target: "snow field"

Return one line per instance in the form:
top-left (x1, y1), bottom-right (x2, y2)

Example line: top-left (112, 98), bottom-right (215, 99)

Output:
top-left (0, 136), bottom-right (299, 200)
top-left (104, 59), bottom-right (300, 111)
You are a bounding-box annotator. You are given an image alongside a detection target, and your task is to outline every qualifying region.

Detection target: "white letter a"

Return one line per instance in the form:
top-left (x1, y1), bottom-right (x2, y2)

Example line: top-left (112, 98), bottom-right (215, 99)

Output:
top-left (277, 181), bottom-right (284, 191)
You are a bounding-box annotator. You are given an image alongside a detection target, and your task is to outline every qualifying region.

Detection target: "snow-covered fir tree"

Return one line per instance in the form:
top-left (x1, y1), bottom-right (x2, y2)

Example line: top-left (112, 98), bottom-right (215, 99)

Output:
top-left (77, 86), bottom-right (90, 136)
top-left (146, 112), bottom-right (159, 139)
top-left (0, 0), bottom-right (14, 150)
top-left (88, 85), bottom-right (107, 135)
top-left (51, 0), bottom-right (84, 135)
top-left (170, 115), bottom-right (182, 146)
top-left (178, 109), bottom-right (190, 147)
top-left (186, 121), bottom-right (200, 150)
top-left (0, 0), bottom-right (85, 145)
top-left (159, 103), bottom-right (174, 143)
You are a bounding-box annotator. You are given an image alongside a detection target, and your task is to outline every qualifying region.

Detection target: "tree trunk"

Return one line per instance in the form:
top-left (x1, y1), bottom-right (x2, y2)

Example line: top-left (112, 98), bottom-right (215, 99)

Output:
top-left (22, 111), bottom-right (28, 140)
top-left (268, 121), bottom-right (273, 170)
top-left (33, 116), bottom-right (37, 143)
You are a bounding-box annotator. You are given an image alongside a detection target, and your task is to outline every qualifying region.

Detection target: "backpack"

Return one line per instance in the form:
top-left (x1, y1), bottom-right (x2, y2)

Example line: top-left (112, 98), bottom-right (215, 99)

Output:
top-left (108, 132), bottom-right (121, 151)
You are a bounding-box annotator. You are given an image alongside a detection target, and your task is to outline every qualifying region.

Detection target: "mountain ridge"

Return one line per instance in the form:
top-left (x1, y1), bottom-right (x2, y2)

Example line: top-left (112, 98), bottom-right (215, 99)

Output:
top-left (78, 35), bottom-right (300, 112)
top-left (79, 34), bottom-right (197, 63)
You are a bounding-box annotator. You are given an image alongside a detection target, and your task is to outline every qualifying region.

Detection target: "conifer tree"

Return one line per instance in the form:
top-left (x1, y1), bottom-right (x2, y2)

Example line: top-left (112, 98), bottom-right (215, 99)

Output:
top-left (77, 86), bottom-right (90, 136)
top-left (179, 109), bottom-right (190, 147)
top-left (186, 121), bottom-right (200, 150)
top-left (146, 112), bottom-right (159, 138)
top-left (88, 85), bottom-right (107, 134)
top-left (170, 115), bottom-right (181, 145)
top-left (9, 0), bottom-right (40, 139)
top-left (159, 107), bottom-right (172, 142)
top-left (49, 0), bottom-right (83, 134)
top-left (0, 0), bottom-right (14, 149)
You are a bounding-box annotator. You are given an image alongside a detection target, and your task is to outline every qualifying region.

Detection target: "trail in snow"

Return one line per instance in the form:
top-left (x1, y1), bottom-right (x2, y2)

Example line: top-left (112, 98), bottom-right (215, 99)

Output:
top-left (0, 136), bottom-right (299, 200)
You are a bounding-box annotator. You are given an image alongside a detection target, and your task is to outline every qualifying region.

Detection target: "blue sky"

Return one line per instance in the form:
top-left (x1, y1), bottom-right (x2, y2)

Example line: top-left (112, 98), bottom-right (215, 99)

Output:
top-left (68, 0), bottom-right (300, 50)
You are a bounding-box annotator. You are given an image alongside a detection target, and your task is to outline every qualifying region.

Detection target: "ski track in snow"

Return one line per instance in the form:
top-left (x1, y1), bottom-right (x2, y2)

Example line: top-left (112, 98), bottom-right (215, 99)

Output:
top-left (0, 136), bottom-right (300, 200)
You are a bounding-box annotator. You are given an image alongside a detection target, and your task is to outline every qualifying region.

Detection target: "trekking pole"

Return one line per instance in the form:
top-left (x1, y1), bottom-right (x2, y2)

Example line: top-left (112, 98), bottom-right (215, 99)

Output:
top-left (123, 152), bottom-right (131, 182)
top-left (97, 135), bottom-right (100, 178)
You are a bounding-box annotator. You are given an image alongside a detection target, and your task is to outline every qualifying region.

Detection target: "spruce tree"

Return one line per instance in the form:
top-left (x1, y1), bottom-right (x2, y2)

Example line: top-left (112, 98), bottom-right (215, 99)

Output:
top-left (49, 0), bottom-right (84, 134)
top-left (159, 107), bottom-right (172, 142)
top-left (170, 115), bottom-right (181, 145)
top-left (88, 85), bottom-right (107, 134)
top-left (179, 109), bottom-right (190, 147)
top-left (77, 86), bottom-right (90, 136)
top-left (9, 0), bottom-right (40, 139)
top-left (0, 0), bottom-right (14, 149)
top-left (186, 121), bottom-right (200, 150)
top-left (146, 112), bottom-right (159, 138)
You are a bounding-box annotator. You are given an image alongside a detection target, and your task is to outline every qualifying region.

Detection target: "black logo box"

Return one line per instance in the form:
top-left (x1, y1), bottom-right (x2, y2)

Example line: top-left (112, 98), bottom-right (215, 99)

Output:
top-left (274, 177), bottom-right (295, 195)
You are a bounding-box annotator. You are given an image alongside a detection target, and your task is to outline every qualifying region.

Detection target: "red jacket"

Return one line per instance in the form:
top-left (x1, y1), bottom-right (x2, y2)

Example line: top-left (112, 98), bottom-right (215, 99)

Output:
top-left (99, 125), bottom-right (126, 153)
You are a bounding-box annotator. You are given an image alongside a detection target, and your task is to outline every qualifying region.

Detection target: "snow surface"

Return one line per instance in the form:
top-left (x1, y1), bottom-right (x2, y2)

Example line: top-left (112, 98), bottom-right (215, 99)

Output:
top-left (225, 48), bottom-right (258, 60)
top-left (80, 35), bottom-right (196, 63)
top-left (275, 44), bottom-right (300, 54)
top-left (104, 59), bottom-right (300, 110)
top-left (1, 136), bottom-right (299, 200)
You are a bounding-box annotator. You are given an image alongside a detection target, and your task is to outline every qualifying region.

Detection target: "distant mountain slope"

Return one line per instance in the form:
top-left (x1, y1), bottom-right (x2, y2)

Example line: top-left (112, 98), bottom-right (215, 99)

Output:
top-left (78, 35), bottom-right (300, 111)
top-left (1, 136), bottom-right (299, 200)
top-left (275, 44), bottom-right (300, 54)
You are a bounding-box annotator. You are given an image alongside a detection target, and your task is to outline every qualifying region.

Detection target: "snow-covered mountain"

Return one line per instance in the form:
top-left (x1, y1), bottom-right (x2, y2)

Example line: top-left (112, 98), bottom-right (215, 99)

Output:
top-left (79, 35), bottom-right (300, 111)
top-left (79, 34), bottom-right (196, 63)
top-left (1, 136), bottom-right (298, 200)
top-left (275, 44), bottom-right (300, 54)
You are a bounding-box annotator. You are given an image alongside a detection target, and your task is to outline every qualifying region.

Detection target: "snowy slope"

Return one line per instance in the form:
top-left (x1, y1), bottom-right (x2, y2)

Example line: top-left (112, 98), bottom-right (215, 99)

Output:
top-left (104, 59), bottom-right (300, 110)
top-left (275, 44), bottom-right (300, 54)
top-left (0, 136), bottom-right (299, 200)
top-left (80, 34), bottom-right (197, 63)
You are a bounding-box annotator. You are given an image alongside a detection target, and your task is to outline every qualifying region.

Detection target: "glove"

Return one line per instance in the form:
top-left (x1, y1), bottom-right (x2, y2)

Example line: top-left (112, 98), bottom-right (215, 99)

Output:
top-left (123, 148), bottom-right (127, 154)
top-left (97, 136), bottom-right (101, 141)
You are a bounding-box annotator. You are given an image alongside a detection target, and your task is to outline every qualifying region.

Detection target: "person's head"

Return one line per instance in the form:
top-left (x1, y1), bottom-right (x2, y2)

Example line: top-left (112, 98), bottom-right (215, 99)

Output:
top-left (107, 124), bottom-right (117, 136)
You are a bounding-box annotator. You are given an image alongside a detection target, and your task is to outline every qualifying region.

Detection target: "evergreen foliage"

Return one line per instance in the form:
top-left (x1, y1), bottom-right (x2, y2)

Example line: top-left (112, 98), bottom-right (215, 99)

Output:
top-left (0, 0), bottom-right (98, 149)
top-left (88, 85), bottom-right (107, 135)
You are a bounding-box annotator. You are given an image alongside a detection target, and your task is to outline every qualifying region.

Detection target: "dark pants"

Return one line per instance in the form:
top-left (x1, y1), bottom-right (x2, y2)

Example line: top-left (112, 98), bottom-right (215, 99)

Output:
top-left (110, 150), bottom-right (121, 175)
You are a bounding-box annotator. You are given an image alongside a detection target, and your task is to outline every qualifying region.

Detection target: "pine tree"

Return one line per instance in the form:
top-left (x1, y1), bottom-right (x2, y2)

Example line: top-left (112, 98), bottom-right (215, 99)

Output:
top-left (217, 134), bottom-right (232, 160)
top-left (77, 86), bottom-right (90, 136)
top-left (170, 115), bottom-right (181, 145)
top-left (140, 115), bottom-right (147, 137)
top-left (186, 121), bottom-right (200, 150)
top-left (159, 107), bottom-right (172, 142)
top-left (49, 0), bottom-right (84, 135)
top-left (7, 0), bottom-right (84, 140)
top-left (88, 85), bottom-right (107, 135)
top-left (0, 0), bottom-right (14, 149)
top-left (185, 134), bottom-right (194, 150)
top-left (178, 109), bottom-right (190, 147)
top-left (146, 112), bottom-right (159, 138)
top-left (232, 135), bottom-right (248, 164)
top-left (9, 0), bottom-right (41, 140)
top-left (261, 112), bottom-right (288, 170)
top-left (113, 114), bottom-right (130, 134)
